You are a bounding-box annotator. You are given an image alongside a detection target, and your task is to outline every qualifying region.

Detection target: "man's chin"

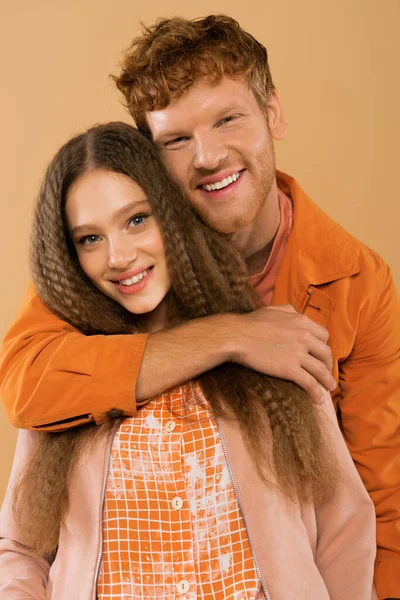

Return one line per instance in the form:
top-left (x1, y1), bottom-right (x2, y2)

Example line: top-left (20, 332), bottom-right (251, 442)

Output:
top-left (199, 213), bottom-right (253, 235)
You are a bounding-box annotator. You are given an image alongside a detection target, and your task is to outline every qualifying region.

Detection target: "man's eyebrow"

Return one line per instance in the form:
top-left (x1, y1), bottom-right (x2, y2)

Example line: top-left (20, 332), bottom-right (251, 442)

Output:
top-left (152, 130), bottom-right (186, 144)
top-left (152, 103), bottom-right (246, 142)
top-left (70, 199), bottom-right (149, 235)
top-left (213, 102), bottom-right (245, 119)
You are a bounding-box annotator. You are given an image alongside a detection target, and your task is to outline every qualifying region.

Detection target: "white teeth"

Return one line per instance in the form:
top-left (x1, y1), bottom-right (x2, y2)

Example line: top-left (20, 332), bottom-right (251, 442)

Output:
top-left (202, 171), bottom-right (241, 192)
top-left (119, 269), bottom-right (149, 286)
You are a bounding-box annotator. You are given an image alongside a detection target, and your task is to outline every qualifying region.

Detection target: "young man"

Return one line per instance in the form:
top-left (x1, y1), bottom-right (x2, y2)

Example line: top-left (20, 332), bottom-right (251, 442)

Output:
top-left (0, 14), bottom-right (399, 599)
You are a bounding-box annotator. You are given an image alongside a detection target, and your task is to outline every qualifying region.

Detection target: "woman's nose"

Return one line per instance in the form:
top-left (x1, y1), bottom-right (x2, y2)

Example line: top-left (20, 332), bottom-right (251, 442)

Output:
top-left (107, 238), bottom-right (138, 270)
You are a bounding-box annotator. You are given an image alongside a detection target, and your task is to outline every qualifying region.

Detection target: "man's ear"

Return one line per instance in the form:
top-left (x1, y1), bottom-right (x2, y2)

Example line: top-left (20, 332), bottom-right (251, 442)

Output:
top-left (267, 91), bottom-right (288, 140)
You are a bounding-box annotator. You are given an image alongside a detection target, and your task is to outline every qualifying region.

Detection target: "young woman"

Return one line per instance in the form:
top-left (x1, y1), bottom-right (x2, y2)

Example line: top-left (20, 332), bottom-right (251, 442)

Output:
top-left (0, 122), bottom-right (377, 600)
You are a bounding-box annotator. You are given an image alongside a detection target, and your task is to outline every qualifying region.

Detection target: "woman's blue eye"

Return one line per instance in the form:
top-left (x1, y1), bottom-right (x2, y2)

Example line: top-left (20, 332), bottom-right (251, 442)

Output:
top-left (80, 235), bottom-right (99, 245)
top-left (129, 215), bottom-right (147, 227)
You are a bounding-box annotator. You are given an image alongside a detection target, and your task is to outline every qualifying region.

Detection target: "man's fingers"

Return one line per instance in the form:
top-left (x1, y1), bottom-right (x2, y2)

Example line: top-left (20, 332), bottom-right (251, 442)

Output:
top-left (297, 314), bottom-right (330, 344)
top-left (290, 369), bottom-right (326, 405)
top-left (267, 306), bottom-right (330, 344)
top-left (306, 335), bottom-right (334, 374)
top-left (301, 354), bottom-right (336, 393)
top-left (237, 307), bottom-right (336, 400)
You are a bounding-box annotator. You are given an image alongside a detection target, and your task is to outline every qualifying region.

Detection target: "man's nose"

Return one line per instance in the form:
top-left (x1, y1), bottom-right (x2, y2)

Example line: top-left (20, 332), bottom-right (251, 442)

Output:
top-left (107, 238), bottom-right (138, 270)
top-left (193, 133), bottom-right (228, 171)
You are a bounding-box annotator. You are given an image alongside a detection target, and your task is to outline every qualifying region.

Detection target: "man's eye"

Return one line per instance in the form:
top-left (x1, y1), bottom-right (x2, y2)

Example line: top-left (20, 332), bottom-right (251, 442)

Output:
top-left (219, 115), bottom-right (236, 126)
top-left (163, 136), bottom-right (188, 148)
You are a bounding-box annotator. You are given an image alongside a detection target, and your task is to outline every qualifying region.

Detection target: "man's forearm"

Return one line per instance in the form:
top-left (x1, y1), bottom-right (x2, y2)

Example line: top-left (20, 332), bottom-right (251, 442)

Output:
top-left (1, 298), bottom-right (334, 430)
top-left (136, 314), bottom-right (234, 401)
top-left (136, 306), bottom-right (335, 404)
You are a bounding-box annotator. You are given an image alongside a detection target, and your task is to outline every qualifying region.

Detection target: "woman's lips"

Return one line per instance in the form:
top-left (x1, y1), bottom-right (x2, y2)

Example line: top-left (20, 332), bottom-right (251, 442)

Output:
top-left (112, 266), bottom-right (154, 295)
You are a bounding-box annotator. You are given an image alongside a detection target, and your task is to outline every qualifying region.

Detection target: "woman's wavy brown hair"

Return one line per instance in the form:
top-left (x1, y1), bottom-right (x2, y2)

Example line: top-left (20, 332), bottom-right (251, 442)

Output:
top-left (14, 122), bottom-right (337, 558)
top-left (113, 14), bottom-right (275, 136)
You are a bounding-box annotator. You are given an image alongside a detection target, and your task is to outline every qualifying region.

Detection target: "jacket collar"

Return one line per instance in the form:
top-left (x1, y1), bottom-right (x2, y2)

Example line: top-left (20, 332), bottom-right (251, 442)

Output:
top-left (277, 171), bottom-right (360, 286)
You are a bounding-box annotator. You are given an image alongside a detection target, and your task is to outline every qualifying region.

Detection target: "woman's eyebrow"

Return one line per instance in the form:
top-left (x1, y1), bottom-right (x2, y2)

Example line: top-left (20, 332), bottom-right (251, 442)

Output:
top-left (70, 199), bottom-right (149, 235)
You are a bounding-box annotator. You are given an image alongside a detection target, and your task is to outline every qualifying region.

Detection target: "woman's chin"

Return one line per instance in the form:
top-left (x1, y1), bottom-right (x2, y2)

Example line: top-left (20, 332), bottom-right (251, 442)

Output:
top-left (120, 293), bottom-right (169, 330)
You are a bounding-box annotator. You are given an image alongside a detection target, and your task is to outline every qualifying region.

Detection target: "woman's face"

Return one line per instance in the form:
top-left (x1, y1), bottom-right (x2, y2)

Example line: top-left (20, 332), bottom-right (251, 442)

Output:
top-left (66, 168), bottom-right (171, 331)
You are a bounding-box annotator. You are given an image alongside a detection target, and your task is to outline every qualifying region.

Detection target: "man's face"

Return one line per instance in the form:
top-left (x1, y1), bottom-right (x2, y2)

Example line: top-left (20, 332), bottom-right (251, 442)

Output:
top-left (147, 75), bottom-right (287, 237)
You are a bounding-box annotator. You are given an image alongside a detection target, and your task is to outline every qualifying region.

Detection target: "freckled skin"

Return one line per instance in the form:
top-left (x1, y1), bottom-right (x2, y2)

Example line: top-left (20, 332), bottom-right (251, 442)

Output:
top-left (148, 75), bottom-right (286, 259)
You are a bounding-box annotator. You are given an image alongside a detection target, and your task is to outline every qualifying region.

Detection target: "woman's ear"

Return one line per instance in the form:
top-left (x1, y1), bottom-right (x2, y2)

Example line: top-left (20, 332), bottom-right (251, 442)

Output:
top-left (267, 91), bottom-right (288, 140)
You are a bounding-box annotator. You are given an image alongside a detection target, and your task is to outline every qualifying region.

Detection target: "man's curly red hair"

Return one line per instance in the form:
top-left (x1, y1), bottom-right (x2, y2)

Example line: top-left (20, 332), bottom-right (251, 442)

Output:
top-left (114, 14), bottom-right (275, 136)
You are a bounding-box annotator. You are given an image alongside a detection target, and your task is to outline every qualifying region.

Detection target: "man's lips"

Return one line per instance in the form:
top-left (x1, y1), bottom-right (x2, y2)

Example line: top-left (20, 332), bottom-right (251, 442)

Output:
top-left (196, 169), bottom-right (244, 188)
top-left (196, 169), bottom-right (245, 195)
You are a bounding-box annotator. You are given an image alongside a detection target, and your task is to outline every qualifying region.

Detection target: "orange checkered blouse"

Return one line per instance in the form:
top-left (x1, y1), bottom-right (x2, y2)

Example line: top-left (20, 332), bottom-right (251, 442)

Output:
top-left (97, 382), bottom-right (264, 599)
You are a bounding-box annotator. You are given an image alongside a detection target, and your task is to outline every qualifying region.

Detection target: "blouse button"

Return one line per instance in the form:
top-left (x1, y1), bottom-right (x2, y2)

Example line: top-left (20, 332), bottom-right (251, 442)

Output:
top-left (164, 420), bottom-right (176, 432)
top-left (177, 579), bottom-right (190, 594)
top-left (172, 496), bottom-right (183, 510)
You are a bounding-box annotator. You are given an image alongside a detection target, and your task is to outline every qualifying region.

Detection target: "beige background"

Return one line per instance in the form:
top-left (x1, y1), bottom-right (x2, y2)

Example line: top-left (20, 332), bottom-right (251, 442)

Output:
top-left (0, 0), bottom-right (399, 501)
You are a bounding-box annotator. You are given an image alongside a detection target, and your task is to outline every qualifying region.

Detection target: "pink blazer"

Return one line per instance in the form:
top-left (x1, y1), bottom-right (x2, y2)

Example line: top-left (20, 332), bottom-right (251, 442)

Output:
top-left (0, 389), bottom-right (378, 599)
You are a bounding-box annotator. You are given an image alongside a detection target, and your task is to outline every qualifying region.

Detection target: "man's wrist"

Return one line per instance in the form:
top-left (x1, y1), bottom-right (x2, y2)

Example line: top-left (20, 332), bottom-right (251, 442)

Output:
top-left (214, 313), bottom-right (240, 363)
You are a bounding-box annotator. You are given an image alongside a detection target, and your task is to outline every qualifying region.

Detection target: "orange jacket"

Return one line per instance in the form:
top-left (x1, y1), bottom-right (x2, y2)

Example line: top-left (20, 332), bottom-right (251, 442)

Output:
top-left (1, 172), bottom-right (399, 597)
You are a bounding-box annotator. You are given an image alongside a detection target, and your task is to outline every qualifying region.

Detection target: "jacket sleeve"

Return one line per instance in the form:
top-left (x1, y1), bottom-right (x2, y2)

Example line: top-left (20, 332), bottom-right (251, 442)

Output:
top-left (314, 392), bottom-right (378, 600)
top-left (0, 283), bottom-right (149, 431)
top-left (0, 431), bottom-right (50, 599)
top-left (0, 539), bottom-right (49, 599)
top-left (338, 261), bottom-right (400, 600)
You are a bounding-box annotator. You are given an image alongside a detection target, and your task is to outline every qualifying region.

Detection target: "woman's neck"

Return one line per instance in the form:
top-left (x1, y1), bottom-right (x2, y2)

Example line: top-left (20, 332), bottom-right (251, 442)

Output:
top-left (136, 300), bottom-right (169, 334)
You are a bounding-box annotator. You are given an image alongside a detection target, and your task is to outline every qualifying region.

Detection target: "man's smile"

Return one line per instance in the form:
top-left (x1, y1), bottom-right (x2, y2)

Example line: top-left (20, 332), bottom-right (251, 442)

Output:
top-left (199, 170), bottom-right (244, 192)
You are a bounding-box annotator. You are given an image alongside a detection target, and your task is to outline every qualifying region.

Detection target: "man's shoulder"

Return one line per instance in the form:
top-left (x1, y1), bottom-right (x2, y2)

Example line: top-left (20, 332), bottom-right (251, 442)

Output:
top-left (277, 171), bottom-right (390, 286)
top-left (303, 197), bottom-right (388, 274)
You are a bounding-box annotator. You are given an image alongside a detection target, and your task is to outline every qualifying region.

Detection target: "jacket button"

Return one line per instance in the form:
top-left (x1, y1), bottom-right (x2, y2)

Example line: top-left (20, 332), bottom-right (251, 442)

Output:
top-left (177, 579), bottom-right (190, 594)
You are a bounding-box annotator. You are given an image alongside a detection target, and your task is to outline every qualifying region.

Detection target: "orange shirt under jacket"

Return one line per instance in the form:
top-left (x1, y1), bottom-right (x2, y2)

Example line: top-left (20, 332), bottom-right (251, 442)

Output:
top-left (98, 382), bottom-right (262, 600)
top-left (1, 171), bottom-right (399, 598)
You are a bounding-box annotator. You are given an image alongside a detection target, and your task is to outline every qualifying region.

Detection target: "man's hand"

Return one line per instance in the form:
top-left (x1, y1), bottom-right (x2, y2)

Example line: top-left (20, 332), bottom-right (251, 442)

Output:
top-left (137, 304), bottom-right (335, 404)
top-left (229, 304), bottom-right (336, 404)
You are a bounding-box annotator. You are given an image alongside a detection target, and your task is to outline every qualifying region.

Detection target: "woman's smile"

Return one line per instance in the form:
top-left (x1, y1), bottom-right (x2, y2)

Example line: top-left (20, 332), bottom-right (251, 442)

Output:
top-left (65, 168), bottom-right (171, 326)
top-left (110, 266), bottom-right (154, 295)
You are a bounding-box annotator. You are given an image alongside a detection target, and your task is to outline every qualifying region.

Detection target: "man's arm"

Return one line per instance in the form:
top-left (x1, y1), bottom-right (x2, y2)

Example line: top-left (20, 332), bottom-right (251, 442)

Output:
top-left (339, 265), bottom-right (400, 600)
top-left (136, 304), bottom-right (335, 402)
top-left (0, 284), bottom-right (149, 430)
top-left (0, 284), bottom-right (335, 432)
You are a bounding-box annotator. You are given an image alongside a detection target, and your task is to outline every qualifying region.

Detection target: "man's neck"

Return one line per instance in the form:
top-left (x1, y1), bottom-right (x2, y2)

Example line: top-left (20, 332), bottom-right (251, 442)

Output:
top-left (245, 233), bottom-right (277, 275)
top-left (230, 179), bottom-right (281, 275)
